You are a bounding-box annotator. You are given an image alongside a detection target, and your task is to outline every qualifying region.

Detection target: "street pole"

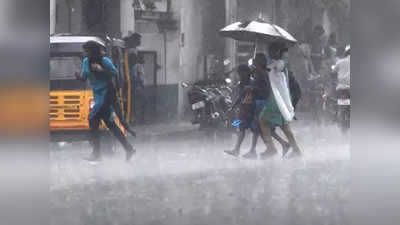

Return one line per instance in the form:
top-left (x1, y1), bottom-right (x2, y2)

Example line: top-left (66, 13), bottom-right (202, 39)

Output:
top-left (225, 0), bottom-right (237, 72)
top-left (50, 0), bottom-right (56, 34)
top-left (65, 0), bottom-right (72, 33)
top-left (121, 0), bottom-right (135, 37)
top-left (272, 0), bottom-right (276, 24)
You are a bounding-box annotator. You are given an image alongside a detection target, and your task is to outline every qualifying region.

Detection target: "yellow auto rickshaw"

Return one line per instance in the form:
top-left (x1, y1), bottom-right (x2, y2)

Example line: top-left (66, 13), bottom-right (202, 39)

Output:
top-left (49, 34), bottom-right (132, 150)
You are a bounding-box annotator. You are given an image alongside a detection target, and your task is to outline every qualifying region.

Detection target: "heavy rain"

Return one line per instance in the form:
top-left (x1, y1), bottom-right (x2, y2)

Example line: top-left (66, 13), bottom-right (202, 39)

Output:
top-left (49, 0), bottom-right (351, 224)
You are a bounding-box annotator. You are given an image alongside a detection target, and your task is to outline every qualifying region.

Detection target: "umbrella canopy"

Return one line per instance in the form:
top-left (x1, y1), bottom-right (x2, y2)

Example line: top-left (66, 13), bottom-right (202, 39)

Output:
top-left (219, 20), bottom-right (297, 44)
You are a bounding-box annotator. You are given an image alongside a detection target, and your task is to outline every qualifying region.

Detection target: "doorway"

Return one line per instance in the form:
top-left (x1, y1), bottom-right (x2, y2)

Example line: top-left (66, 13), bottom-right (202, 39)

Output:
top-left (136, 51), bottom-right (158, 124)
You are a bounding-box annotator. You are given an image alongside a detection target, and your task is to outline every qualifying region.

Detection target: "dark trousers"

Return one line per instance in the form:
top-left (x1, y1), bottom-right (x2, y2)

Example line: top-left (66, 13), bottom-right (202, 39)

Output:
top-left (89, 105), bottom-right (133, 157)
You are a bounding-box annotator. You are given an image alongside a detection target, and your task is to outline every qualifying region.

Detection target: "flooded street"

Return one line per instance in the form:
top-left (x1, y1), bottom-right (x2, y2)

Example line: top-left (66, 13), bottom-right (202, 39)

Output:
top-left (51, 121), bottom-right (350, 225)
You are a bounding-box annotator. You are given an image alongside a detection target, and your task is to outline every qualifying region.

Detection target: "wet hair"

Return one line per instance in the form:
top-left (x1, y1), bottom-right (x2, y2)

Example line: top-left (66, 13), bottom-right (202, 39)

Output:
top-left (254, 53), bottom-right (267, 68)
top-left (313, 25), bottom-right (325, 36)
top-left (83, 41), bottom-right (104, 71)
top-left (238, 64), bottom-right (251, 85)
top-left (269, 42), bottom-right (288, 60)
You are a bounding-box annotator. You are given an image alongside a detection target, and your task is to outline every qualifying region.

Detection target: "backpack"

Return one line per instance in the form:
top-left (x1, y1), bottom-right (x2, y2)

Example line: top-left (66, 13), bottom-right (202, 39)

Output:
top-left (288, 71), bottom-right (302, 110)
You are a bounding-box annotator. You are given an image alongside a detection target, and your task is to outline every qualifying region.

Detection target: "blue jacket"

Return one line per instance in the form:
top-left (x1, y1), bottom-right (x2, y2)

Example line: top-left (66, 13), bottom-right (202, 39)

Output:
top-left (81, 57), bottom-right (118, 120)
top-left (82, 57), bottom-right (118, 91)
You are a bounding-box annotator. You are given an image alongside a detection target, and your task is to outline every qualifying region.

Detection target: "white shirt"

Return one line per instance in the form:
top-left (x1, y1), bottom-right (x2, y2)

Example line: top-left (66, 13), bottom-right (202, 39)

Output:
top-left (333, 56), bottom-right (350, 90)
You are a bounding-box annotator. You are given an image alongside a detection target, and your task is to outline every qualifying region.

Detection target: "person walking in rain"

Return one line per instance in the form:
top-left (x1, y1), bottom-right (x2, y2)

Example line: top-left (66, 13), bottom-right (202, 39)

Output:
top-left (258, 42), bottom-right (302, 159)
top-left (239, 53), bottom-right (291, 158)
top-left (224, 64), bottom-right (259, 158)
top-left (75, 41), bottom-right (136, 162)
top-left (310, 25), bottom-right (327, 74)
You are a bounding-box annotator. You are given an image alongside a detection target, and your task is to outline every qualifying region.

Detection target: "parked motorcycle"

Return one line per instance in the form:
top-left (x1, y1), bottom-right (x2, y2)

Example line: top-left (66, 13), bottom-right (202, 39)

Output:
top-left (306, 73), bottom-right (327, 126)
top-left (181, 80), bottom-right (233, 132)
top-left (327, 64), bottom-right (351, 133)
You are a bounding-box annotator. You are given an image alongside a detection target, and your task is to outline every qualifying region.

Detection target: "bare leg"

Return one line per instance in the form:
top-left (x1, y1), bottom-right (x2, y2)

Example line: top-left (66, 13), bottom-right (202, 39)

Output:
top-left (259, 118), bottom-right (278, 158)
top-left (85, 114), bottom-right (102, 161)
top-left (104, 120), bottom-right (136, 162)
top-left (242, 130), bottom-right (258, 159)
top-left (234, 130), bottom-right (246, 151)
top-left (250, 131), bottom-right (259, 152)
top-left (271, 127), bottom-right (290, 157)
top-left (281, 124), bottom-right (302, 158)
top-left (271, 128), bottom-right (289, 146)
top-left (224, 130), bottom-right (245, 157)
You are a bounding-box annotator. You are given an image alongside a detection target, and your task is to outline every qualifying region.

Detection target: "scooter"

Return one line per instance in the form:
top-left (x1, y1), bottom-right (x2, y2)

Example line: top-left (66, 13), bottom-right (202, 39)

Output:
top-left (328, 65), bottom-right (350, 133)
top-left (181, 80), bottom-right (233, 131)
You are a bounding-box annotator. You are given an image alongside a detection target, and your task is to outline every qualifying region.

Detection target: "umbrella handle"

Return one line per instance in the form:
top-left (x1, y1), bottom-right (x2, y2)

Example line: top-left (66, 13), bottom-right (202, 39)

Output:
top-left (253, 41), bottom-right (257, 58)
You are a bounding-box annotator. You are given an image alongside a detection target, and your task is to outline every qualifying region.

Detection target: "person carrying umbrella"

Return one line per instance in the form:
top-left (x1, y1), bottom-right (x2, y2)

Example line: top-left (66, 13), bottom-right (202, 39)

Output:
top-left (224, 56), bottom-right (294, 159)
top-left (258, 42), bottom-right (302, 159)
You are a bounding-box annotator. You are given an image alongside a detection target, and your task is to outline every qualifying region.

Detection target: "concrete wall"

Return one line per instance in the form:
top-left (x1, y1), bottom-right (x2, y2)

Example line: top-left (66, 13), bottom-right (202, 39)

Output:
top-left (54, 0), bottom-right (122, 37)
top-left (137, 0), bottom-right (213, 119)
top-left (81, 0), bottom-right (121, 37)
top-left (53, 0), bottom-right (232, 121)
top-left (137, 32), bottom-right (164, 84)
top-left (120, 0), bottom-right (135, 37)
top-left (179, 0), bottom-right (205, 84)
top-left (50, 0), bottom-right (56, 34)
top-left (54, 0), bottom-right (83, 34)
top-left (177, 0), bottom-right (206, 118)
top-left (136, 0), bottom-right (227, 119)
top-left (136, 24), bottom-right (180, 86)
top-left (225, 0), bottom-right (238, 72)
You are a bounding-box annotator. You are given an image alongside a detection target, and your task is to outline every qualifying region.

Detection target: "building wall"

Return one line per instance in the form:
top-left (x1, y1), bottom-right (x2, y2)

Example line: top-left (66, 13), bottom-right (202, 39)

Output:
top-left (225, 0), bottom-right (238, 72)
top-left (81, 0), bottom-right (121, 37)
top-left (52, 0), bottom-right (232, 122)
top-left (54, 0), bottom-right (83, 34)
top-left (135, 22), bottom-right (180, 86)
top-left (133, 0), bottom-right (185, 121)
top-left (54, 0), bottom-right (123, 37)
top-left (50, 0), bottom-right (56, 34)
top-left (120, 0), bottom-right (135, 36)
top-left (177, 0), bottom-right (207, 118)
top-left (135, 0), bottom-right (224, 120)
top-left (179, 0), bottom-right (204, 83)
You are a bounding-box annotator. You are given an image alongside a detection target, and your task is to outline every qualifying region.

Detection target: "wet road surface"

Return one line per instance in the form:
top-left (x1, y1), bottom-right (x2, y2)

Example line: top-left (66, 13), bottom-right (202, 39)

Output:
top-left (51, 122), bottom-right (350, 225)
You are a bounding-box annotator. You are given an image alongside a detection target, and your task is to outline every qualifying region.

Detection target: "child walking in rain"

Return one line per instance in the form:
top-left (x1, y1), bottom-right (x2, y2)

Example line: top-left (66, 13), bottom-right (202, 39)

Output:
top-left (225, 59), bottom-right (294, 159)
top-left (258, 42), bottom-right (302, 159)
top-left (224, 64), bottom-right (260, 158)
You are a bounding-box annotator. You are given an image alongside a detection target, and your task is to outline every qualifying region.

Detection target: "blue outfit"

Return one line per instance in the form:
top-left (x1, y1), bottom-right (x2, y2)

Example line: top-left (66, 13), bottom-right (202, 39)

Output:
top-left (249, 68), bottom-right (272, 131)
top-left (251, 99), bottom-right (267, 130)
top-left (81, 57), bottom-right (118, 120)
top-left (81, 56), bottom-right (134, 159)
